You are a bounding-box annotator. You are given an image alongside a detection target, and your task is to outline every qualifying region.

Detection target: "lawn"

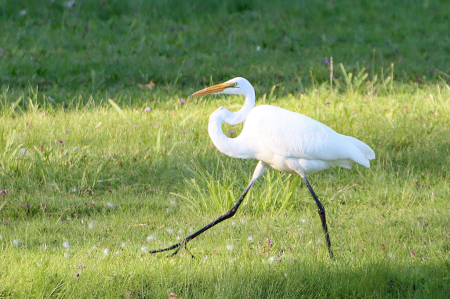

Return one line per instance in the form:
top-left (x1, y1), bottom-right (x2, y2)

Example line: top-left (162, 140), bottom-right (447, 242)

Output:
top-left (1, 0), bottom-right (450, 298)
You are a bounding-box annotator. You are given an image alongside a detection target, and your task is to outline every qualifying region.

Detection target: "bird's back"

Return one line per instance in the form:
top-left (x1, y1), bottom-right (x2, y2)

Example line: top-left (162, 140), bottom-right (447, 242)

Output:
top-left (239, 105), bottom-right (375, 172)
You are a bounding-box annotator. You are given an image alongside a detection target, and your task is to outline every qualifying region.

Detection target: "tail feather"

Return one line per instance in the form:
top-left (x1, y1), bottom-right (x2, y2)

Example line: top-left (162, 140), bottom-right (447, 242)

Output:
top-left (342, 135), bottom-right (375, 160)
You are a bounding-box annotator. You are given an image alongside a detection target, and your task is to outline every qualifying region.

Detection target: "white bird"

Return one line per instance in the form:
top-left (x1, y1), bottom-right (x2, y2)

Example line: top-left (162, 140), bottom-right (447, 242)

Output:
top-left (150, 77), bottom-right (375, 259)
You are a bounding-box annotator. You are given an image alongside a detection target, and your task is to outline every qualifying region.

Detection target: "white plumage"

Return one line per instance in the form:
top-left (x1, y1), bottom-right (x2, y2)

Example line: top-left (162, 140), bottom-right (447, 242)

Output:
top-left (150, 77), bottom-right (375, 259)
top-left (203, 77), bottom-right (375, 175)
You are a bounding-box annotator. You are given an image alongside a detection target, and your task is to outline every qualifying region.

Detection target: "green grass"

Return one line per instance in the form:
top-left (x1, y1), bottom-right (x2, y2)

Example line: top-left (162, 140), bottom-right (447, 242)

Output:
top-left (1, 0), bottom-right (450, 298)
top-left (1, 83), bottom-right (450, 298)
top-left (2, 0), bottom-right (450, 99)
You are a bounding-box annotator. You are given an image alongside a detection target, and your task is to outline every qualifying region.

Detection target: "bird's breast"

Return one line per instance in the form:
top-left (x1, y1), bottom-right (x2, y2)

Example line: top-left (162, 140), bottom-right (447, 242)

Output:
top-left (255, 153), bottom-right (296, 174)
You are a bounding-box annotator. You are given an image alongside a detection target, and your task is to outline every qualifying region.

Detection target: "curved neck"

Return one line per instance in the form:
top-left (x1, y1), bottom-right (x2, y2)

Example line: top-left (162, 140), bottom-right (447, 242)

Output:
top-left (207, 90), bottom-right (256, 159)
top-left (225, 90), bottom-right (255, 125)
top-left (208, 114), bottom-right (250, 159)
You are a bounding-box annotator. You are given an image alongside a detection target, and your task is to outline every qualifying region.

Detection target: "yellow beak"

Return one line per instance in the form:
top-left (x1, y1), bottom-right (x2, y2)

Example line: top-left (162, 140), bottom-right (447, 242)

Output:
top-left (190, 82), bottom-right (236, 97)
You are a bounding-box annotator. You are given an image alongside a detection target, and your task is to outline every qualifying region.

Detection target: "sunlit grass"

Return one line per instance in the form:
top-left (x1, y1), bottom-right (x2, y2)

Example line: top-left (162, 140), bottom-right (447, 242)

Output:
top-left (1, 81), bottom-right (450, 297)
top-left (1, 0), bottom-right (450, 297)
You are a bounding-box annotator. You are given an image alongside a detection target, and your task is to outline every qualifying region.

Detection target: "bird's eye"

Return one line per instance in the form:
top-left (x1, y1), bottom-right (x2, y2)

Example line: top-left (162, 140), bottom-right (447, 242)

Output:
top-left (233, 82), bottom-right (238, 87)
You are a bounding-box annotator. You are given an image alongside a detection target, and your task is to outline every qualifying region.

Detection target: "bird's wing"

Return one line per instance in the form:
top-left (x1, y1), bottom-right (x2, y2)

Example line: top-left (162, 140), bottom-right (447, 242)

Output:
top-left (246, 105), bottom-right (371, 166)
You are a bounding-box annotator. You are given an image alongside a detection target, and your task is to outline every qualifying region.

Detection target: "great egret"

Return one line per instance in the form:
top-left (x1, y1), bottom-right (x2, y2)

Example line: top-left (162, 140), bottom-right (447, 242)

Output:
top-left (150, 77), bottom-right (375, 259)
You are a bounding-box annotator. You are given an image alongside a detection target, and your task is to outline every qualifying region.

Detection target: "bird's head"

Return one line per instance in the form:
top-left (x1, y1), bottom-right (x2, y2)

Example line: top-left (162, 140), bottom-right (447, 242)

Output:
top-left (190, 77), bottom-right (253, 97)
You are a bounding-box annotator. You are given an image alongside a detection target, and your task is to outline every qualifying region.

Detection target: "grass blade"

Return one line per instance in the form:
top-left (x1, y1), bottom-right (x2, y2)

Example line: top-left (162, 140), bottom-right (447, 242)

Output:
top-left (108, 99), bottom-right (131, 124)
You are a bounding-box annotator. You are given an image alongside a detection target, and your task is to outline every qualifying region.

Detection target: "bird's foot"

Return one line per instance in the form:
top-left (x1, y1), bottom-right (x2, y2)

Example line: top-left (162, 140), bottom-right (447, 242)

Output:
top-left (149, 239), bottom-right (195, 258)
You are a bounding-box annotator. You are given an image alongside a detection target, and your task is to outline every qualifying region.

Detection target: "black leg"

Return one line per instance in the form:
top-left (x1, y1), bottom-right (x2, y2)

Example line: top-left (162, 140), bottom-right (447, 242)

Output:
top-left (149, 180), bottom-right (257, 257)
top-left (301, 175), bottom-right (334, 259)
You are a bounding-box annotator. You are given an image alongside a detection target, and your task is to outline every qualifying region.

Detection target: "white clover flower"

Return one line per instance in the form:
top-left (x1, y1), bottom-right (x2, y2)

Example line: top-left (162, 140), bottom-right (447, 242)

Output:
top-left (66, 1), bottom-right (76, 9)
top-left (19, 148), bottom-right (29, 156)
top-left (63, 240), bottom-right (70, 249)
